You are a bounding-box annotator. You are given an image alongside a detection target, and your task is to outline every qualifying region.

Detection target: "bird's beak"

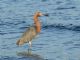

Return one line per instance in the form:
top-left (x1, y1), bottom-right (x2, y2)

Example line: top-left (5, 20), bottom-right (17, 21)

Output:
top-left (43, 13), bottom-right (49, 16)
top-left (39, 12), bottom-right (49, 17)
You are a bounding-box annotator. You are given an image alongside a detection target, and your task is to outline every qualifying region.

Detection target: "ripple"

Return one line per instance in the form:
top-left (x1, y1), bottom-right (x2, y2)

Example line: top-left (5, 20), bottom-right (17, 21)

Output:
top-left (56, 1), bottom-right (63, 4)
top-left (41, 0), bottom-right (48, 2)
top-left (62, 41), bottom-right (74, 46)
top-left (56, 6), bottom-right (76, 10)
top-left (74, 44), bottom-right (80, 47)
top-left (0, 55), bottom-right (45, 60)
top-left (42, 24), bottom-right (80, 31)
top-left (0, 32), bottom-right (7, 35)
top-left (0, 56), bottom-right (17, 60)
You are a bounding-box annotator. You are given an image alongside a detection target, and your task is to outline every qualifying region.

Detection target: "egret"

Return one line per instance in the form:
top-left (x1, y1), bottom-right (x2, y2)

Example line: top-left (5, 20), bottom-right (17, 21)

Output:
top-left (16, 11), bottom-right (48, 48)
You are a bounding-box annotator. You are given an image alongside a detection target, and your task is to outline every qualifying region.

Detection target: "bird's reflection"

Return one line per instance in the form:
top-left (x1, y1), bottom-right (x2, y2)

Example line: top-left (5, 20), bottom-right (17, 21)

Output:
top-left (17, 48), bottom-right (45, 60)
top-left (17, 48), bottom-right (32, 56)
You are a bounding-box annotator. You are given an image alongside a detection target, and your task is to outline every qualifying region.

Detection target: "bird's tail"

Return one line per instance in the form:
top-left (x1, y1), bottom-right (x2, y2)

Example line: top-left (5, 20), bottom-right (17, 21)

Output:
top-left (16, 39), bottom-right (20, 45)
top-left (16, 39), bottom-right (24, 46)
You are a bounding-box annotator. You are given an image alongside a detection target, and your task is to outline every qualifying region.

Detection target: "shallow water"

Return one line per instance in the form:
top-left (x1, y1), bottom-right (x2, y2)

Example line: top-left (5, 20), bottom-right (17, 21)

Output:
top-left (0, 0), bottom-right (80, 60)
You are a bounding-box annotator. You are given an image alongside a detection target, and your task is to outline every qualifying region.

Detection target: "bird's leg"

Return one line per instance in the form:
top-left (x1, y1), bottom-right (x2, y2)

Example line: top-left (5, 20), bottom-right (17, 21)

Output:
top-left (27, 48), bottom-right (32, 55)
top-left (29, 41), bottom-right (32, 48)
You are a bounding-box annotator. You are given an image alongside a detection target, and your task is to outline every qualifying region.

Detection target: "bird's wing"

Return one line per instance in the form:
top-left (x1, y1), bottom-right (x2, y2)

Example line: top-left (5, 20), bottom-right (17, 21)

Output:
top-left (16, 26), bottom-right (38, 46)
top-left (19, 26), bottom-right (37, 42)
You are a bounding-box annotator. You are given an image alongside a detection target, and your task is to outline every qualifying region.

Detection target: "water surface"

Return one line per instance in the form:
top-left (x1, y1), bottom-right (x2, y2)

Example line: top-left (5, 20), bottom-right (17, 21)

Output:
top-left (0, 0), bottom-right (80, 60)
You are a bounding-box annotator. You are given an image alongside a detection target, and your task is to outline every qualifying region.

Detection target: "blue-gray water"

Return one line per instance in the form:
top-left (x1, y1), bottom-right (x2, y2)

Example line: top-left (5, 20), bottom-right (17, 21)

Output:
top-left (0, 0), bottom-right (80, 60)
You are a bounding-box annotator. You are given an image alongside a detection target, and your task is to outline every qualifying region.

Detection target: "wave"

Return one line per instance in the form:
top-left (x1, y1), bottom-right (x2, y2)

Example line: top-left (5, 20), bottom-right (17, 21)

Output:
top-left (56, 6), bottom-right (76, 10)
top-left (42, 23), bottom-right (80, 31)
top-left (16, 23), bottom-right (80, 32)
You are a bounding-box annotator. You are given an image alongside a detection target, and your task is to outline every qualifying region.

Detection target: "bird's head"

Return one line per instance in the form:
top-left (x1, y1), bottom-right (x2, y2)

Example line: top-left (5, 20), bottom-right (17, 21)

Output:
top-left (35, 11), bottom-right (49, 17)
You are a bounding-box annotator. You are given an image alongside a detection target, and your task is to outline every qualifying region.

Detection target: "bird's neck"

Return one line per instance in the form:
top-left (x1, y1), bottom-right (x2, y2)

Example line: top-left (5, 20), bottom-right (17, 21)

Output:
top-left (33, 15), bottom-right (41, 33)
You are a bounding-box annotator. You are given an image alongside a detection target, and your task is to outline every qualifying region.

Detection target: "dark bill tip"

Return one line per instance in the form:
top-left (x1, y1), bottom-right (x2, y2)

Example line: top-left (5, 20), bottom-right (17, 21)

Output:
top-left (44, 13), bottom-right (49, 16)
